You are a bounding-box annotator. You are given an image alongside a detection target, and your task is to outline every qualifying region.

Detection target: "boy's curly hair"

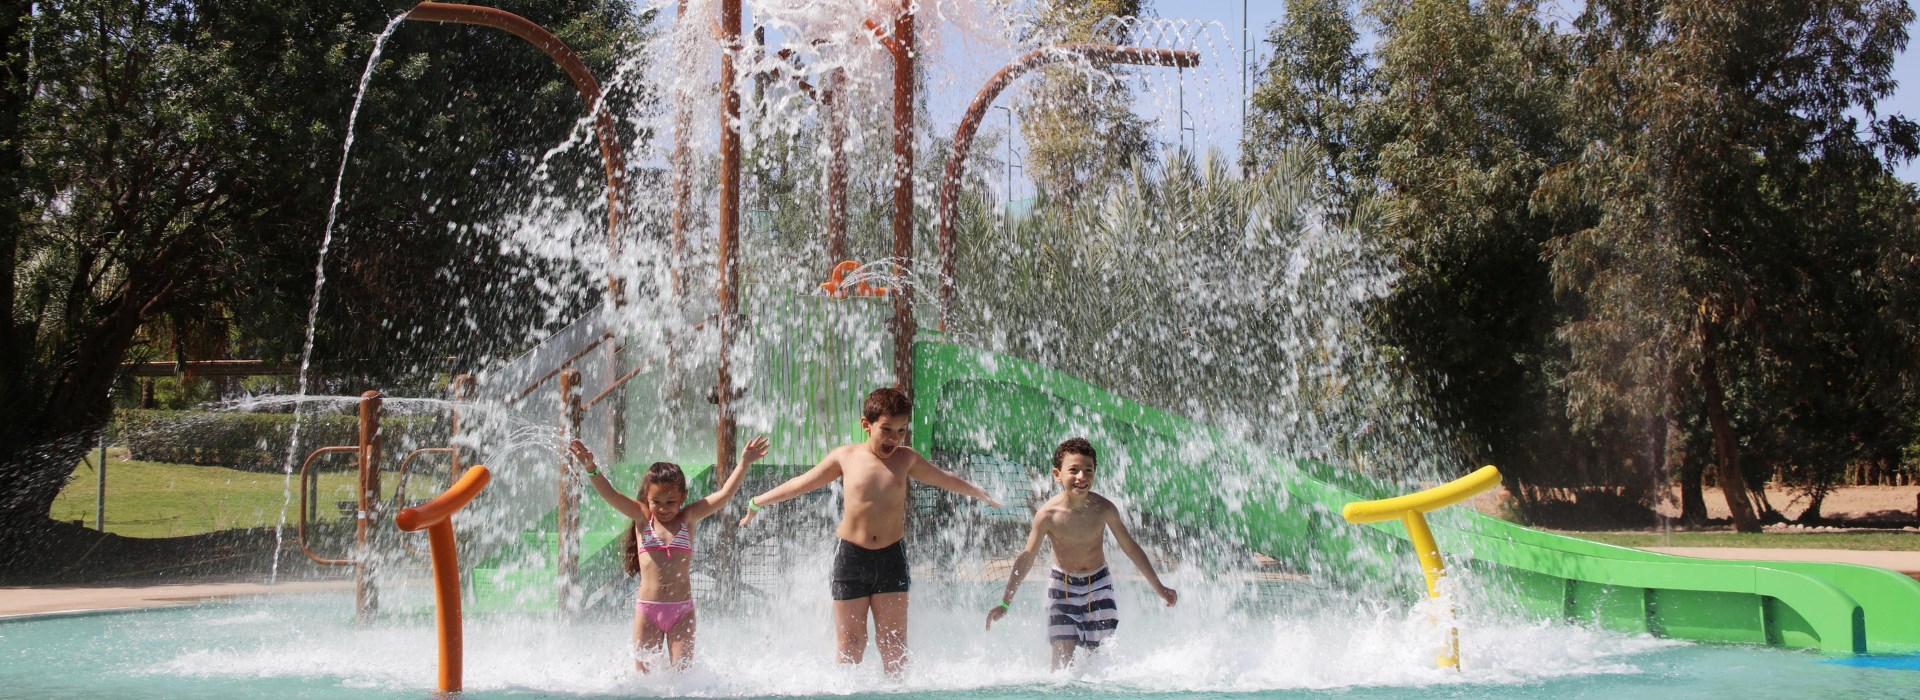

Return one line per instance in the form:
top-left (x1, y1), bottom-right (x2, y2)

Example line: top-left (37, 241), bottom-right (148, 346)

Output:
top-left (1052, 437), bottom-right (1097, 470)
top-left (862, 387), bottom-right (913, 422)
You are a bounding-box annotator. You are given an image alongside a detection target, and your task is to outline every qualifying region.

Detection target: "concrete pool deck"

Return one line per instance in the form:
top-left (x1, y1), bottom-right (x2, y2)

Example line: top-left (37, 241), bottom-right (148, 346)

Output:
top-left (0, 579), bottom-right (352, 619)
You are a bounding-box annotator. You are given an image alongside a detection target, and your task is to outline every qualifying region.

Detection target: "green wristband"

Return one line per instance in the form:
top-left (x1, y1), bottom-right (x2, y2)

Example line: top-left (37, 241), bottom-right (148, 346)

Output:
top-left (996, 600), bottom-right (1010, 610)
top-left (747, 498), bottom-right (762, 513)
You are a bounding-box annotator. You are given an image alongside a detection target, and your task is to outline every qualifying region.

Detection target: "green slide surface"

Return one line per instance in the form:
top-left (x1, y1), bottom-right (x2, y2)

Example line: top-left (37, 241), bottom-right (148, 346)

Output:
top-left (912, 339), bottom-right (1920, 655)
top-left (471, 332), bottom-right (1920, 654)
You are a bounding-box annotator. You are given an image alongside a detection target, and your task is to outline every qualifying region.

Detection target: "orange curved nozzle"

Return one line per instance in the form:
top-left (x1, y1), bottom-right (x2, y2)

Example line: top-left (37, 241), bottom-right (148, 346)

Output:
top-left (822, 260), bottom-right (861, 298)
top-left (397, 466), bottom-right (492, 532)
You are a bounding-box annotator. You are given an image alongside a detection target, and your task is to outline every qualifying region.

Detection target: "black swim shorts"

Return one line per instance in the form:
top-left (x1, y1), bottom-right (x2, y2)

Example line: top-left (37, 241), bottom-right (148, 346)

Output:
top-left (830, 538), bottom-right (910, 600)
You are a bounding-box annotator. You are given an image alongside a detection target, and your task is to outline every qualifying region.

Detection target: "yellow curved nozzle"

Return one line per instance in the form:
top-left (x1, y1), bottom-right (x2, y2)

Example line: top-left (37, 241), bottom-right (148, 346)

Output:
top-left (1340, 465), bottom-right (1503, 524)
top-left (1340, 465), bottom-right (1501, 671)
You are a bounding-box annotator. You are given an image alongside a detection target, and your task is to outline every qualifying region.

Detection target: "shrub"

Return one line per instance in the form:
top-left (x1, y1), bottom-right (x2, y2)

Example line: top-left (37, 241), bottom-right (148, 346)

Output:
top-left (118, 409), bottom-right (451, 472)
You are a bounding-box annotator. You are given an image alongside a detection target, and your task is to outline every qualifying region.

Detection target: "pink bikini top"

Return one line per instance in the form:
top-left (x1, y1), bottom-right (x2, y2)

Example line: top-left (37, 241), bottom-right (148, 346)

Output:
top-left (639, 516), bottom-right (693, 558)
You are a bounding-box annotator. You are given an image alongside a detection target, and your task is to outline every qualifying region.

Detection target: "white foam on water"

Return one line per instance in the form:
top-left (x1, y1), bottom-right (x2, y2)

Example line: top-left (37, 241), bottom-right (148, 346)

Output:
top-left (144, 588), bottom-right (1677, 697)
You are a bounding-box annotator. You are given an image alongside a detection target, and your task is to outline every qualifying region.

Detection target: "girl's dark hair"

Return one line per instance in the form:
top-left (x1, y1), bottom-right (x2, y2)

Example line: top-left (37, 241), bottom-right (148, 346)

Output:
top-left (621, 462), bottom-right (687, 576)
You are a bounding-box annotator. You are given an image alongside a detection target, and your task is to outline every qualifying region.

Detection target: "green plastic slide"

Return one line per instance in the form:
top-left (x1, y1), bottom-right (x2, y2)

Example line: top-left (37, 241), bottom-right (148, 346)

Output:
top-left (912, 339), bottom-right (1920, 655)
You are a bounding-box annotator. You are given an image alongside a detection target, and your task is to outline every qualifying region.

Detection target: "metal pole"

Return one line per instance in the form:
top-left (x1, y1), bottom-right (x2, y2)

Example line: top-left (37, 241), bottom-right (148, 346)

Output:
top-left (999, 105), bottom-right (1012, 230)
top-left (890, 1), bottom-right (917, 394)
top-left (557, 368), bottom-right (583, 613)
top-left (826, 69), bottom-right (848, 269)
top-left (716, 0), bottom-right (742, 477)
top-left (935, 46), bottom-right (1199, 331)
top-left (96, 396), bottom-right (107, 531)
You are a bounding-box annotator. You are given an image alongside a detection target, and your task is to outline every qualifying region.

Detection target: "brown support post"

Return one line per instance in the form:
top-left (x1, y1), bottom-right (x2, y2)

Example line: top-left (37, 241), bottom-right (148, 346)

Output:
top-left (826, 69), bottom-right (848, 269)
top-left (669, 0), bottom-right (692, 298)
top-left (889, 1), bottom-right (916, 394)
top-left (449, 374), bottom-right (475, 473)
top-left (933, 46), bottom-right (1198, 331)
top-left (715, 0), bottom-right (743, 477)
top-left (356, 390), bottom-right (384, 624)
top-left (556, 368), bottom-right (584, 612)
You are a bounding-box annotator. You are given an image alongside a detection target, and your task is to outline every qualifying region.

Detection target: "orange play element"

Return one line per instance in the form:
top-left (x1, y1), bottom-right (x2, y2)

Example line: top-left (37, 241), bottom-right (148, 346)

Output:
top-left (396, 465), bottom-right (492, 695)
top-left (820, 260), bottom-right (890, 298)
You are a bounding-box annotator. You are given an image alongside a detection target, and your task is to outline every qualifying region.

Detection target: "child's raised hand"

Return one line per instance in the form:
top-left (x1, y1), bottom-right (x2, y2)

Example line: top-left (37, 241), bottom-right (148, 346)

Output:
top-left (741, 435), bottom-right (770, 465)
top-left (985, 603), bottom-right (1008, 630)
top-left (738, 507), bottom-right (759, 527)
top-left (567, 439), bottom-right (598, 473)
top-left (1156, 584), bottom-right (1178, 607)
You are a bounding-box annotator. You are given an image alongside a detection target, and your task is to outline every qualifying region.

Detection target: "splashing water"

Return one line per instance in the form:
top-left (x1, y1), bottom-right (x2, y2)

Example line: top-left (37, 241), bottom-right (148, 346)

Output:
top-left (268, 13), bottom-right (410, 584)
top-left (48, 4), bottom-right (1831, 698)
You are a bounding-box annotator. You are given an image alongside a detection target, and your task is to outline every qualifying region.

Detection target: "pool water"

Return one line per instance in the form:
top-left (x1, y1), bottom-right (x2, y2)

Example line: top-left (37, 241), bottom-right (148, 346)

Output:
top-left (2, 590), bottom-right (1914, 699)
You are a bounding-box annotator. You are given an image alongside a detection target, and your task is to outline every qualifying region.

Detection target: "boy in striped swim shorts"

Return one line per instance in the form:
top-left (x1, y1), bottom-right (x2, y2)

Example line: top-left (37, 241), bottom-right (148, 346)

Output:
top-left (985, 437), bottom-right (1178, 668)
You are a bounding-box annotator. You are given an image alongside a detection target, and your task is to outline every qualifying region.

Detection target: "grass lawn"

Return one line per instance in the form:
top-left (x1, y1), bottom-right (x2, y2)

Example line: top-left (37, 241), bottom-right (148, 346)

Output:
top-left (51, 448), bottom-right (447, 539)
top-left (1566, 530), bottom-right (1920, 551)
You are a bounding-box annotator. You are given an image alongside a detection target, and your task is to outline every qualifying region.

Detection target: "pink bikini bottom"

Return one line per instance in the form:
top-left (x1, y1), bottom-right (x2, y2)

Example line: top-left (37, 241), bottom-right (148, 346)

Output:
top-left (635, 598), bottom-right (696, 632)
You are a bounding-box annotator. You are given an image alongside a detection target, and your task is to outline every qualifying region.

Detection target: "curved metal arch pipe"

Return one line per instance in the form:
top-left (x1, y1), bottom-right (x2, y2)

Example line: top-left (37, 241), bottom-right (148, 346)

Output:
top-left (405, 2), bottom-right (629, 304)
top-left (935, 46), bottom-right (1199, 332)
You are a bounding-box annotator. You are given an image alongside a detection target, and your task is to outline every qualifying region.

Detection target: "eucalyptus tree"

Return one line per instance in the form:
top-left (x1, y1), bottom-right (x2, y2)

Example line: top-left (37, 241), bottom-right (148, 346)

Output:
top-left (1247, 1), bottom-right (1590, 513)
top-left (1244, 0), bottom-right (1371, 207)
top-left (1541, 0), bottom-right (1917, 531)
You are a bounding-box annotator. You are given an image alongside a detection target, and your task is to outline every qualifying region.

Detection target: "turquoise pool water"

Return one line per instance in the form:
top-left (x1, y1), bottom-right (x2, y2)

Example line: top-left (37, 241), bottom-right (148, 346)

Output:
top-left (1, 591), bottom-right (1913, 698)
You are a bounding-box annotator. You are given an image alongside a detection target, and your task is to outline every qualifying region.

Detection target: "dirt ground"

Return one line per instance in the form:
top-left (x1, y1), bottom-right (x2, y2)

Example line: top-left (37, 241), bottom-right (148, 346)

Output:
top-left (1658, 485), bottom-right (1920, 524)
top-left (1465, 483), bottom-right (1920, 526)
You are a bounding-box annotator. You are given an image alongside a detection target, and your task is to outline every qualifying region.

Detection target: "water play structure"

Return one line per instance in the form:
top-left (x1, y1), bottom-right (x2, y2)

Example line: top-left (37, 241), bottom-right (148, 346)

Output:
top-left (262, 5), bottom-right (1920, 694)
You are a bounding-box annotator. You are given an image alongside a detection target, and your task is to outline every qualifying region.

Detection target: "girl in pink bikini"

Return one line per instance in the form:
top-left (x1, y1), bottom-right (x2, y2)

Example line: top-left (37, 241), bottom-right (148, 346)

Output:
top-left (569, 435), bottom-right (769, 672)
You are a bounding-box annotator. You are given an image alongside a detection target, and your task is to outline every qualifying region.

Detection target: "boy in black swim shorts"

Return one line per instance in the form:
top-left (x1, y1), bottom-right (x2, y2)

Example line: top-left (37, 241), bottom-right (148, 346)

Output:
top-left (741, 387), bottom-right (1001, 676)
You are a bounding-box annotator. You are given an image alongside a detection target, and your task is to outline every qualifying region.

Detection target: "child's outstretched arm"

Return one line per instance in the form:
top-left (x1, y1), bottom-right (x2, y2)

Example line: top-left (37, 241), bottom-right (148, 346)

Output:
top-left (686, 435), bottom-right (769, 522)
top-left (567, 439), bottom-right (648, 521)
top-left (738, 448), bottom-right (843, 526)
top-left (1105, 505), bottom-right (1177, 607)
top-left (986, 512), bottom-right (1049, 630)
top-left (907, 452), bottom-right (1003, 508)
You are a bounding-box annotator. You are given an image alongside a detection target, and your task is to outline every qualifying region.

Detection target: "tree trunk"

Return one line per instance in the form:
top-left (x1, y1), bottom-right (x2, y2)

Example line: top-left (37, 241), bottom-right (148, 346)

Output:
top-left (0, 277), bottom-right (171, 562)
top-left (1678, 454), bottom-right (1707, 526)
top-left (1633, 411), bottom-right (1663, 508)
top-left (1800, 482), bottom-right (1829, 524)
top-left (0, 429), bottom-right (103, 564)
top-left (1698, 345), bottom-right (1761, 532)
top-left (0, 0), bottom-right (28, 380)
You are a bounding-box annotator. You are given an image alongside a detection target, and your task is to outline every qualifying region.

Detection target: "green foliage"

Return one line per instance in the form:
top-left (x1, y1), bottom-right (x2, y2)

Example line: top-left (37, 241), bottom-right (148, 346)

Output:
top-left (1244, 0), bottom-right (1369, 201)
top-left (945, 147), bottom-right (1440, 481)
top-left (1017, 0), bottom-right (1157, 204)
top-left (1246, 0), bottom-right (1920, 526)
top-left (116, 409), bottom-right (451, 473)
